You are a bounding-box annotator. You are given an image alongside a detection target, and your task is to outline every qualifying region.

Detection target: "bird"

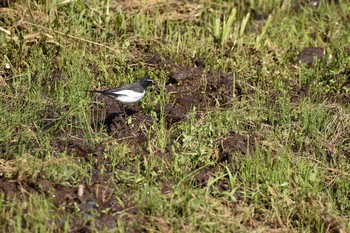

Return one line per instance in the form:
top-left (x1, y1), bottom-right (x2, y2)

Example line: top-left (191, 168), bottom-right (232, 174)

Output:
top-left (86, 77), bottom-right (154, 104)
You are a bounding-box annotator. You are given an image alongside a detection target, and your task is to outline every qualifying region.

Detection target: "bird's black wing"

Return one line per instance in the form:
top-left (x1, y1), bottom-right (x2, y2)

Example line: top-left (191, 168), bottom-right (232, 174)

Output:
top-left (105, 83), bottom-right (145, 93)
top-left (85, 89), bottom-right (124, 98)
top-left (85, 81), bottom-right (144, 97)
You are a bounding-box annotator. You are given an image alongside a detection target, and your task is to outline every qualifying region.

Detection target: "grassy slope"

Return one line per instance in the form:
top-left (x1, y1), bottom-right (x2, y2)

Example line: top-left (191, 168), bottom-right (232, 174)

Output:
top-left (1, 0), bottom-right (350, 232)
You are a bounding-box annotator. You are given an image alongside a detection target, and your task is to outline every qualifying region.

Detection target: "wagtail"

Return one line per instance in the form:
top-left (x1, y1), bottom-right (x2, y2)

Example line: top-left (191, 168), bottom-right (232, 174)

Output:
top-left (86, 77), bottom-right (154, 104)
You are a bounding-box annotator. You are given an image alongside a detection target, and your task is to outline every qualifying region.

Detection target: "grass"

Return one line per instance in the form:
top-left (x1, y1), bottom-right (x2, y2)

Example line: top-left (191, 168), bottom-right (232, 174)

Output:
top-left (1, 0), bottom-right (350, 232)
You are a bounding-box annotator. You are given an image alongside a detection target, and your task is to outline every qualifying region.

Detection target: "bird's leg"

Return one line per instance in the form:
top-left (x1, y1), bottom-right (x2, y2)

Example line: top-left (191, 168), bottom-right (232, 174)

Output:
top-left (118, 103), bottom-right (127, 116)
top-left (136, 102), bottom-right (141, 112)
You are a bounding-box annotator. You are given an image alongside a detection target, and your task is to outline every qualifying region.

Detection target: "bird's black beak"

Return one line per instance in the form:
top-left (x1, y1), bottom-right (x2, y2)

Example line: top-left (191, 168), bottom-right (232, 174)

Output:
top-left (143, 76), bottom-right (157, 90)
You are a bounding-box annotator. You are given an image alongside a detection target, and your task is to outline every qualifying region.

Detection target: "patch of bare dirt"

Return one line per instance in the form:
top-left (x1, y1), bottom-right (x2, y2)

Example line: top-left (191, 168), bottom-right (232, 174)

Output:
top-left (296, 47), bottom-right (326, 66)
top-left (193, 166), bottom-right (244, 203)
top-left (0, 168), bottom-right (134, 231)
top-left (143, 53), bottom-right (176, 68)
top-left (217, 131), bottom-right (256, 162)
top-left (168, 67), bottom-right (241, 107)
top-left (191, 131), bottom-right (256, 202)
top-left (0, 177), bottom-right (19, 199)
top-left (156, 66), bottom-right (245, 126)
top-left (89, 94), bottom-right (154, 145)
top-left (51, 138), bottom-right (105, 157)
top-left (193, 167), bottom-right (217, 188)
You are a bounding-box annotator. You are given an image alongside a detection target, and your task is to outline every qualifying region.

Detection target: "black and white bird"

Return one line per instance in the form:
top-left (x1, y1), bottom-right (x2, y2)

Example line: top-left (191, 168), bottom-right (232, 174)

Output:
top-left (86, 77), bottom-right (154, 104)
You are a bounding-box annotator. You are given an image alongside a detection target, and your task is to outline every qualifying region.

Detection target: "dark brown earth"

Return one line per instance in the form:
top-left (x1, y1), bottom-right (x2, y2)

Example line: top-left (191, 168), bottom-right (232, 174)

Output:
top-left (217, 131), bottom-right (256, 162)
top-left (296, 47), bottom-right (326, 66)
top-left (193, 131), bottom-right (256, 195)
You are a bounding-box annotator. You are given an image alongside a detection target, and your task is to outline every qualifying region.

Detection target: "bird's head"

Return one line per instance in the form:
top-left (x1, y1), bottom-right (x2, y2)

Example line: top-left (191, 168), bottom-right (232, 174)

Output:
top-left (139, 76), bottom-right (154, 88)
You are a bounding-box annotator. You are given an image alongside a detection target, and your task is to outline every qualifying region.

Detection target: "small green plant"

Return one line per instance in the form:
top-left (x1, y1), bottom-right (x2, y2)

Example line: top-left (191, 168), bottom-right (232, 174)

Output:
top-left (211, 8), bottom-right (250, 48)
top-left (212, 8), bottom-right (237, 47)
top-left (255, 15), bottom-right (273, 50)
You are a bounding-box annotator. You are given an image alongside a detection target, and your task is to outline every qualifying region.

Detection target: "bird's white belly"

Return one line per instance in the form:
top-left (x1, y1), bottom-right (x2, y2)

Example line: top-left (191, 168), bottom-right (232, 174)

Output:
top-left (112, 90), bottom-right (145, 103)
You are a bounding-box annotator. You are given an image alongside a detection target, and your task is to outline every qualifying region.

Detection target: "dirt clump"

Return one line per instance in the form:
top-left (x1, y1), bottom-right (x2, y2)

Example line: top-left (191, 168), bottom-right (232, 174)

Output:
top-left (217, 131), bottom-right (256, 162)
top-left (155, 66), bottom-right (245, 126)
top-left (51, 138), bottom-right (104, 158)
top-left (296, 47), bottom-right (326, 66)
top-left (88, 93), bottom-right (154, 145)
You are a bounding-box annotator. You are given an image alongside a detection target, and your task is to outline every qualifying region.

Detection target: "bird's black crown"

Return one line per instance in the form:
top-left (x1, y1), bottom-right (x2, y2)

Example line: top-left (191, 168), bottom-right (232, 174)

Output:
top-left (139, 77), bottom-right (154, 89)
